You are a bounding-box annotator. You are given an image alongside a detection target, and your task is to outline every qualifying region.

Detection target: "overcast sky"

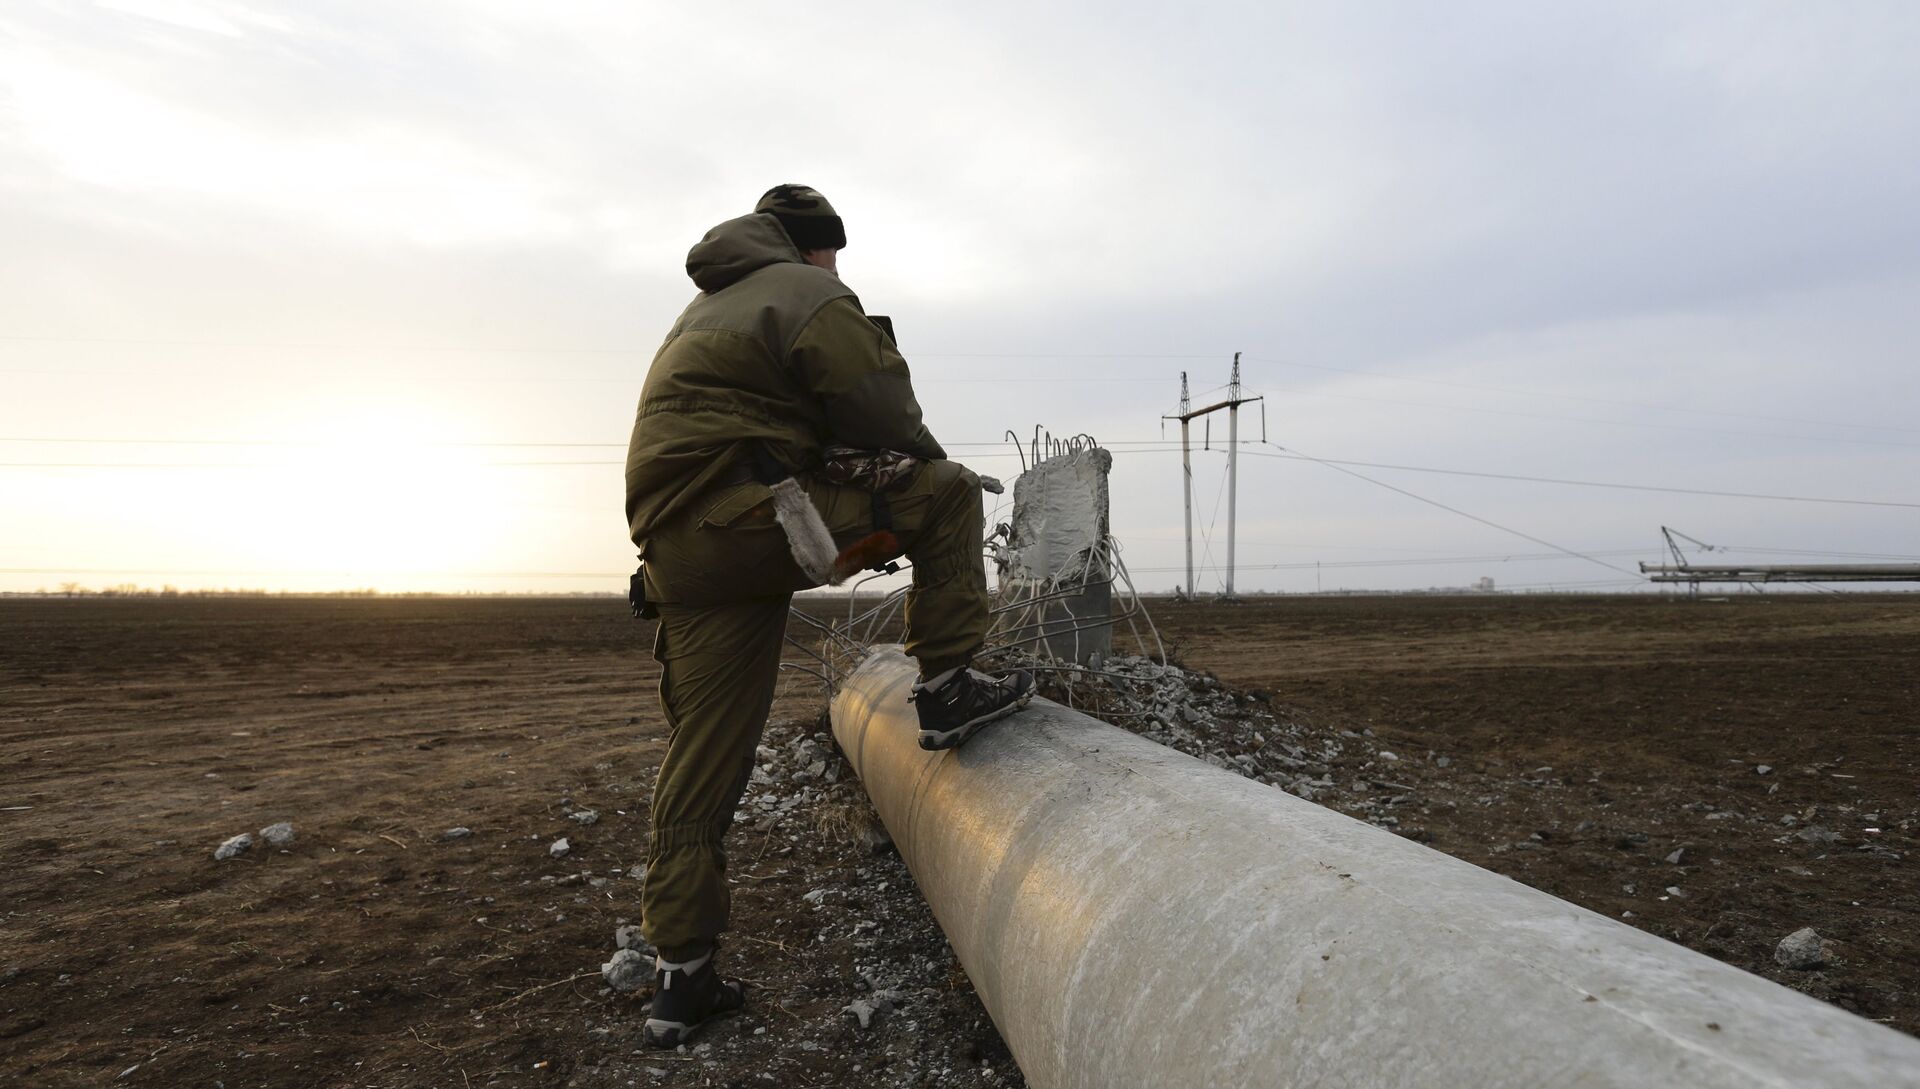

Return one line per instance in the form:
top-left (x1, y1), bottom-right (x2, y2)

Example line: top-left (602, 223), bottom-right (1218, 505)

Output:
top-left (3, 0), bottom-right (1917, 594)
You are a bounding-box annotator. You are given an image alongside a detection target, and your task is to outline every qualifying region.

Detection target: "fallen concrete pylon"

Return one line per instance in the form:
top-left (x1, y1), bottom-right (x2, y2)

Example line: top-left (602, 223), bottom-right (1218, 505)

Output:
top-left (831, 648), bottom-right (1920, 1089)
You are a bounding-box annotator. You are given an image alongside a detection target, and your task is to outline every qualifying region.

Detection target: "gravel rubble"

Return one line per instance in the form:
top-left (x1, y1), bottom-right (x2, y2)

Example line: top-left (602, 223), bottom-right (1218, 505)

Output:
top-left (212, 832), bottom-right (253, 861)
top-left (601, 948), bottom-right (653, 993)
top-left (1776, 927), bottom-right (1830, 970)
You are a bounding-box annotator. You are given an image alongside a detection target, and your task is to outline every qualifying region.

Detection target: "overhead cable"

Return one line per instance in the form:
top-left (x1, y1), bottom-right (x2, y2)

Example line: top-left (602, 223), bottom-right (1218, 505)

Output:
top-left (1237, 354), bottom-right (1920, 437)
top-left (5, 438), bottom-right (1917, 512)
top-left (1236, 447), bottom-right (1920, 511)
top-left (1260, 442), bottom-right (1643, 579)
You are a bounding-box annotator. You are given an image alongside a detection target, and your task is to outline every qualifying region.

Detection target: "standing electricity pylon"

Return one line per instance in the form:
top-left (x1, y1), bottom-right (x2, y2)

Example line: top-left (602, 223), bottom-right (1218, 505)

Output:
top-left (1163, 353), bottom-right (1263, 601)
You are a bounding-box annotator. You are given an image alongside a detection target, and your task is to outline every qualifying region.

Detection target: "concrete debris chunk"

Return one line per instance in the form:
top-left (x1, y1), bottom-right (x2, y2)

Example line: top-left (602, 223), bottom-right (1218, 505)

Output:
top-left (1796, 825), bottom-right (1840, 847)
top-left (549, 837), bottom-right (571, 858)
top-left (843, 996), bottom-right (889, 1029)
top-left (1775, 927), bottom-right (1829, 970)
top-left (601, 947), bottom-right (653, 992)
top-left (443, 826), bottom-right (473, 840)
top-left (214, 832), bottom-right (254, 860)
top-left (569, 809), bottom-right (600, 825)
top-left (259, 821), bottom-right (295, 847)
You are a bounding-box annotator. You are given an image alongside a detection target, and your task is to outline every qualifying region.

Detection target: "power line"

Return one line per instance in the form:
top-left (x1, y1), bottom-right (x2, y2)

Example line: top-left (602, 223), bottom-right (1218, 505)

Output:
top-left (1193, 459), bottom-right (1231, 592)
top-left (1481, 578), bottom-right (1653, 592)
top-left (0, 437), bottom-right (619, 448)
top-left (1260, 383), bottom-right (1920, 450)
top-left (0, 567), bottom-right (620, 578)
top-left (0, 436), bottom-right (1188, 448)
top-left (0, 366), bottom-right (1174, 388)
top-left (6, 331), bottom-right (1911, 437)
top-left (1719, 545), bottom-right (1920, 561)
top-left (0, 460), bottom-right (627, 468)
top-left (3, 437), bottom-right (1915, 512)
top-left (1133, 549), bottom-right (1651, 574)
top-left (1124, 534), bottom-right (1590, 556)
top-left (1238, 354), bottom-right (1920, 438)
top-left (0, 462), bottom-right (269, 469)
top-left (0, 334), bottom-right (645, 354)
top-left (1263, 441), bottom-right (1643, 579)
top-left (0, 555), bottom-right (1648, 580)
top-left (0, 367), bottom-right (1168, 387)
top-left (1237, 446), bottom-right (1920, 511)
top-left (0, 335), bottom-right (1232, 359)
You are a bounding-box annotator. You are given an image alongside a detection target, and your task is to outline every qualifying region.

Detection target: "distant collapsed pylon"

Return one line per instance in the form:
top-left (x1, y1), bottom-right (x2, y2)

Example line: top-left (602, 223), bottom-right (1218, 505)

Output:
top-left (1164, 353), bottom-right (1263, 601)
top-left (1642, 526), bottom-right (1920, 589)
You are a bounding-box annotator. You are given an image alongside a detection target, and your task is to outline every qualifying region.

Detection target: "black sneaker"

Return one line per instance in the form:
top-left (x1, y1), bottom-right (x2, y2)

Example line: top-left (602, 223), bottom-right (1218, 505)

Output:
top-left (910, 666), bottom-right (1035, 751)
top-left (642, 948), bottom-right (744, 1048)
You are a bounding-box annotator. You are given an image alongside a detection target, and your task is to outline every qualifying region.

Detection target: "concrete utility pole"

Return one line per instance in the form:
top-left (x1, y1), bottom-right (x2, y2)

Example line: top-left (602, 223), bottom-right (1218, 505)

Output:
top-left (832, 650), bottom-right (1920, 1089)
top-left (1163, 353), bottom-right (1262, 601)
top-left (1178, 373), bottom-right (1193, 598)
top-left (1226, 356), bottom-right (1241, 598)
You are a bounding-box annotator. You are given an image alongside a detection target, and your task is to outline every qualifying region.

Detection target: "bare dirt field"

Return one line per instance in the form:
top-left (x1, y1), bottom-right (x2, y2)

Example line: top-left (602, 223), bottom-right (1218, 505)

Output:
top-left (2, 593), bottom-right (1915, 1088)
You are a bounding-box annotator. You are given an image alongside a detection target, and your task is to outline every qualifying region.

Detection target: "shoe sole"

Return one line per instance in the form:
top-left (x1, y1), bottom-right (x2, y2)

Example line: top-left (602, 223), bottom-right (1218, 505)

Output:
top-left (917, 691), bottom-right (1034, 751)
top-left (641, 983), bottom-right (744, 1049)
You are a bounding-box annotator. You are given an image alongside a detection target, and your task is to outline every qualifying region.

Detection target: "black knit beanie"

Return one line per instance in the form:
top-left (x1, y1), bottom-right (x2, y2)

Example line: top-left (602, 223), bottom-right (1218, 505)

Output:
top-left (755, 184), bottom-right (846, 252)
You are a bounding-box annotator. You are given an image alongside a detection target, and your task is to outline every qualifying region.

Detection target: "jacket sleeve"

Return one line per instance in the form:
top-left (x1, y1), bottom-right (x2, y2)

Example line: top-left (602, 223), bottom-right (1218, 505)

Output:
top-left (788, 295), bottom-right (947, 460)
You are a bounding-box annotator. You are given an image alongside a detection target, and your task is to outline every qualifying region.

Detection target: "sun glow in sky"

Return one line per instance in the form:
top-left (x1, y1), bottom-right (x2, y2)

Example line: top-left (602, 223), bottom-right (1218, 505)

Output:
top-left (4, 1), bottom-right (1918, 594)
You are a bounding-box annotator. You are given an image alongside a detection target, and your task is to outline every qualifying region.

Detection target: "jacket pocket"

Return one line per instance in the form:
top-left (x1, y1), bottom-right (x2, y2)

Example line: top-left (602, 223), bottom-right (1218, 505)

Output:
top-left (699, 483), bottom-right (778, 529)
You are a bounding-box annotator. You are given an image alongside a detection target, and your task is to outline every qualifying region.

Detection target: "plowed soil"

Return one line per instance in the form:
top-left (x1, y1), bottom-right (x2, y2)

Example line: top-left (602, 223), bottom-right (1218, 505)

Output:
top-left (1, 593), bottom-right (1914, 1088)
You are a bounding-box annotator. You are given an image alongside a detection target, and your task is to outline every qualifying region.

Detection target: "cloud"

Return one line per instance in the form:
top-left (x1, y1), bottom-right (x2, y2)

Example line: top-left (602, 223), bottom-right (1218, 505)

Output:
top-left (2, 1), bottom-right (1917, 591)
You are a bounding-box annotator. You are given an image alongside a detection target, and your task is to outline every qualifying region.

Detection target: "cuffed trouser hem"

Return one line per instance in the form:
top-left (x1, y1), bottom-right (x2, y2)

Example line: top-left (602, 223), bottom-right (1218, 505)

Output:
top-left (649, 820), bottom-right (728, 853)
top-left (643, 825), bottom-right (732, 959)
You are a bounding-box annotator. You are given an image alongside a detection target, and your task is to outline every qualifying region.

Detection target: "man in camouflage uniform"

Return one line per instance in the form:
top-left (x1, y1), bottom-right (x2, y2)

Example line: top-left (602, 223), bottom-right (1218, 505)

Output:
top-left (623, 185), bottom-right (1032, 1047)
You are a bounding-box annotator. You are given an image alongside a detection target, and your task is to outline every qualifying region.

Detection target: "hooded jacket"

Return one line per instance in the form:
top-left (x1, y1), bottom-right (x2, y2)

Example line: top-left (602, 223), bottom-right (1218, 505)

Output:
top-left (623, 213), bottom-right (946, 547)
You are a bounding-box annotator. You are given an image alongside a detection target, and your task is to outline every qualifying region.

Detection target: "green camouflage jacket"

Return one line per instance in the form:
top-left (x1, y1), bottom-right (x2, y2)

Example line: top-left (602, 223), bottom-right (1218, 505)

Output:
top-left (623, 212), bottom-right (945, 547)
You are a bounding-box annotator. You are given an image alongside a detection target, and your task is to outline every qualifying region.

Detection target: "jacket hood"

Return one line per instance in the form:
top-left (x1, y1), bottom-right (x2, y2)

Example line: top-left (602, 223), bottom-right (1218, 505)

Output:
top-left (686, 213), bottom-right (803, 294)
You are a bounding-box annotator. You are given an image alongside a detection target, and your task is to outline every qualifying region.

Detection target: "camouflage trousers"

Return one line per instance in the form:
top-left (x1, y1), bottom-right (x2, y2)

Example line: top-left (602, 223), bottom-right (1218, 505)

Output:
top-left (636, 459), bottom-right (988, 959)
